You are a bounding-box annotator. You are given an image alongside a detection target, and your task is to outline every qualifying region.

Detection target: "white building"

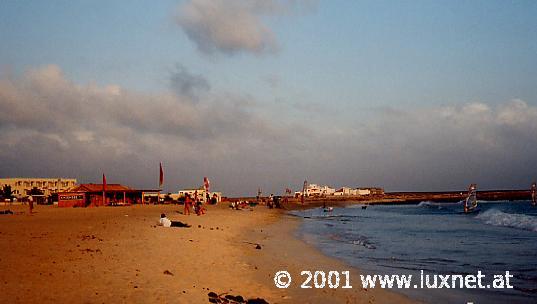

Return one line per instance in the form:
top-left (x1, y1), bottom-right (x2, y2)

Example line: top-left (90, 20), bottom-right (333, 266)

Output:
top-left (296, 183), bottom-right (383, 197)
top-left (357, 188), bottom-right (371, 195)
top-left (356, 187), bottom-right (384, 195)
top-left (304, 183), bottom-right (321, 196)
top-left (178, 188), bottom-right (222, 203)
top-left (302, 183), bottom-right (336, 197)
top-left (334, 187), bottom-right (358, 196)
top-left (0, 177), bottom-right (77, 198)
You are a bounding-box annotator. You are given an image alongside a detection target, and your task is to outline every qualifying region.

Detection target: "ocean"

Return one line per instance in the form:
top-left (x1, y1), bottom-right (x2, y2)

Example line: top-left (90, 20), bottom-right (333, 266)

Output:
top-left (291, 201), bottom-right (537, 303)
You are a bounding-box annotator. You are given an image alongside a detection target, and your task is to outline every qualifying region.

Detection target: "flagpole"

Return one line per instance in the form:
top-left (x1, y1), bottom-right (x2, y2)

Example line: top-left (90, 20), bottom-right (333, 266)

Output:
top-left (157, 163), bottom-right (160, 205)
top-left (102, 173), bottom-right (106, 207)
top-left (158, 162), bottom-right (163, 205)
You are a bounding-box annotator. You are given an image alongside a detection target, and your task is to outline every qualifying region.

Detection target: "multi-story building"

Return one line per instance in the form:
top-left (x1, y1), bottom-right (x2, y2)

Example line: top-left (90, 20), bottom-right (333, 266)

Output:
top-left (355, 187), bottom-right (384, 196)
top-left (334, 187), bottom-right (358, 196)
top-left (0, 177), bottom-right (77, 197)
top-left (357, 188), bottom-right (371, 195)
top-left (303, 184), bottom-right (336, 197)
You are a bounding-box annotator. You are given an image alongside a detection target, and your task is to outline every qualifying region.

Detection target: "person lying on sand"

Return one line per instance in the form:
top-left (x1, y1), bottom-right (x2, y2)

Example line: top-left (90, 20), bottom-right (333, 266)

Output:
top-left (158, 213), bottom-right (191, 228)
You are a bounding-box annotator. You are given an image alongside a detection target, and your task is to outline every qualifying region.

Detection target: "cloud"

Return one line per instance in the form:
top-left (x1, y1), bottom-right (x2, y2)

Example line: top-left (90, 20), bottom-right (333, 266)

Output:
top-left (0, 65), bottom-right (303, 194)
top-left (262, 74), bottom-right (280, 89)
top-left (314, 100), bottom-right (537, 191)
top-left (175, 0), bottom-right (316, 55)
top-left (169, 64), bottom-right (210, 101)
top-left (1, 65), bottom-right (536, 195)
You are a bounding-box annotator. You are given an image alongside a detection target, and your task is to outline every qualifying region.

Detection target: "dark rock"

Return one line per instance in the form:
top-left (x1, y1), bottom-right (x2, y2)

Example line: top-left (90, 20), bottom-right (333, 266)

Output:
top-left (255, 244), bottom-right (262, 250)
top-left (163, 270), bottom-right (174, 276)
top-left (247, 298), bottom-right (269, 304)
top-left (208, 292), bottom-right (218, 298)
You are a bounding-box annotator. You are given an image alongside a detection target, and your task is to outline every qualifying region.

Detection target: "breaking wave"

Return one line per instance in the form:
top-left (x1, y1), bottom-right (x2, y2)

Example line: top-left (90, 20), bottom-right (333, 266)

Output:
top-left (418, 201), bottom-right (436, 207)
top-left (417, 201), bottom-right (448, 210)
top-left (476, 209), bottom-right (537, 232)
top-left (351, 239), bottom-right (376, 249)
top-left (328, 233), bottom-right (376, 249)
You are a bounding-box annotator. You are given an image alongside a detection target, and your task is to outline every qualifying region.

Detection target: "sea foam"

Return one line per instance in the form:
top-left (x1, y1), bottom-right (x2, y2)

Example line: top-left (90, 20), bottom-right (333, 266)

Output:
top-left (477, 209), bottom-right (537, 232)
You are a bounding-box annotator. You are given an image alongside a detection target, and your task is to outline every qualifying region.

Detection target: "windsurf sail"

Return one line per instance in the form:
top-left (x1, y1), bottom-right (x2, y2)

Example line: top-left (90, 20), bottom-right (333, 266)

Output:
top-left (530, 182), bottom-right (537, 206)
top-left (464, 184), bottom-right (478, 213)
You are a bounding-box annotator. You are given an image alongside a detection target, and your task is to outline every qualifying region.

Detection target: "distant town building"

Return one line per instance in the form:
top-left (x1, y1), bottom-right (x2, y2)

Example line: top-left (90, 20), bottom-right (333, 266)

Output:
top-left (303, 184), bottom-right (336, 197)
top-left (295, 182), bottom-right (384, 197)
top-left (178, 187), bottom-right (222, 203)
top-left (361, 187), bottom-right (384, 195)
top-left (0, 177), bottom-right (77, 198)
top-left (356, 188), bottom-right (371, 195)
top-left (334, 187), bottom-right (358, 196)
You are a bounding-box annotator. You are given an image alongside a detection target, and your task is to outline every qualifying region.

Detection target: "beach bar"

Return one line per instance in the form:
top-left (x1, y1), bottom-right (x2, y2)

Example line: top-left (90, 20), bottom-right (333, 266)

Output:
top-left (58, 183), bottom-right (159, 207)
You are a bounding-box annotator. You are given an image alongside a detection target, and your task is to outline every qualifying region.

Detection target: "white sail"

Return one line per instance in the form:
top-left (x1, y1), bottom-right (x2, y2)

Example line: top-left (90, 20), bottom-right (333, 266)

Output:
top-left (464, 184), bottom-right (478, 213)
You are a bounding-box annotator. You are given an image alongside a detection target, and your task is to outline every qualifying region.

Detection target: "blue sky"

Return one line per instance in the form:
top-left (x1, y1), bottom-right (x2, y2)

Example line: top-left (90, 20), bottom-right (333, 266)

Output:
top-left (1, 0), bottom-right (537, 195)
top-left (2, 0), bottom-right (536, 105)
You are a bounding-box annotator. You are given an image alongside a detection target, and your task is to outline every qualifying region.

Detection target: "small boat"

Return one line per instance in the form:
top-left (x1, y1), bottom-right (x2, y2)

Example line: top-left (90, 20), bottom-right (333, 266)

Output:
top-left (463, 184), bottom-right (479, 214)
top-left (530, 182), bottom-right (537, 206)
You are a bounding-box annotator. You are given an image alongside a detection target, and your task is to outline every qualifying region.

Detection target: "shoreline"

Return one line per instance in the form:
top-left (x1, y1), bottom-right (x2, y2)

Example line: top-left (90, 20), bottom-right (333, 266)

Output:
top-left (241, 210), bottom-right (415, 303)
top-left (0, 203), bottom-right (414, 303)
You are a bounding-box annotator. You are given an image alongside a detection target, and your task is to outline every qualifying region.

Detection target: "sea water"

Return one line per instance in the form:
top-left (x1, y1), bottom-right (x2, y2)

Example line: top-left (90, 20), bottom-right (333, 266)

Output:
top-left (291, 201), bottom-right (537, 303)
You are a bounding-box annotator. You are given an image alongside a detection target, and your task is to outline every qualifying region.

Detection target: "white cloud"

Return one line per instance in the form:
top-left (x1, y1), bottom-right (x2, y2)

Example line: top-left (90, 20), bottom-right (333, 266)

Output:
top-left (175, 0), bottom-right (316, 55)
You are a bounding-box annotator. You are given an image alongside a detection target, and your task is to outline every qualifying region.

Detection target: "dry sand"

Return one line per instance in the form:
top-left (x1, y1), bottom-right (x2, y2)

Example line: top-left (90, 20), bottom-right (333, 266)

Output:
top-left (0, 204), bottom-right (414, 303)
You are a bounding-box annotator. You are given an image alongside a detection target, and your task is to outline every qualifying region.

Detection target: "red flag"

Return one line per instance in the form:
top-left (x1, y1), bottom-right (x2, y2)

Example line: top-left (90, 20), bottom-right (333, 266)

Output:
top-left (102, 174), bottom-right (107, 192)
top-left (203, 177), bottom-right (210, 192)
top-left (159, 162), bottom-right (164, 188)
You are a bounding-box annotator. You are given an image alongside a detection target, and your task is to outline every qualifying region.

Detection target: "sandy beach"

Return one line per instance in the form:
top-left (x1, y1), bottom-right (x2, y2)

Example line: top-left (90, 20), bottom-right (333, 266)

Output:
top-left (0, 203), bottom-right (413, 303)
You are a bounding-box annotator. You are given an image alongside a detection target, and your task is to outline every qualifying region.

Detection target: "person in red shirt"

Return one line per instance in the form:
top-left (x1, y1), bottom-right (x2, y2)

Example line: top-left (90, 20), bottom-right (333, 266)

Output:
top-left (184, 193), bottom-right (191, 215)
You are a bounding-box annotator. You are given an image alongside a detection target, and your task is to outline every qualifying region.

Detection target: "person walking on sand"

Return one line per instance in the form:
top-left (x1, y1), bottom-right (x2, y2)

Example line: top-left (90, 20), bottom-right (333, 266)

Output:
top-left (28, 195), bottom-right (34, 214)
top-left (184, 193), bottom-right (191, 215)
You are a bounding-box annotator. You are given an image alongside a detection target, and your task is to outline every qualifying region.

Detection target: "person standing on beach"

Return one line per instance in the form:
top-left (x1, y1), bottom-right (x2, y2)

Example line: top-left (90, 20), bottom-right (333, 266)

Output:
top-left (184, 193), bottom-right (191, 215)
top-left (28, 195), bottom-right (34, 214)
top-left (196, 199), bottom-right (206, 215)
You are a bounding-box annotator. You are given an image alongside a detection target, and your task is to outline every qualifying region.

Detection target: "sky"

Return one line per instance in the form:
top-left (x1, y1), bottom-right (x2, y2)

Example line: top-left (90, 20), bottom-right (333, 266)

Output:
top-left (1, 0), bottom-right (537, 196)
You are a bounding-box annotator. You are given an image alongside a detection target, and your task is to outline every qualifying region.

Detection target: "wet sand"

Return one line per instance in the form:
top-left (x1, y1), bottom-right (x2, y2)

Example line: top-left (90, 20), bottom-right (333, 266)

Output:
top-left (0, 204), bottom-right (413, 303)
